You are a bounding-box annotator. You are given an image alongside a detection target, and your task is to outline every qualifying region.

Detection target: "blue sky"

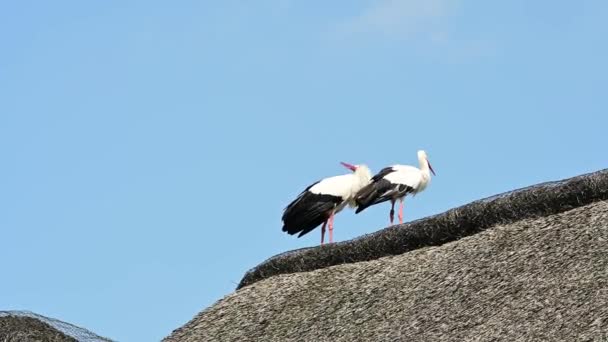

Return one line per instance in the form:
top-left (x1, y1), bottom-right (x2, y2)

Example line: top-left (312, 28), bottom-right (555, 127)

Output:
top-left (1, 1), bottom-right (606, 341)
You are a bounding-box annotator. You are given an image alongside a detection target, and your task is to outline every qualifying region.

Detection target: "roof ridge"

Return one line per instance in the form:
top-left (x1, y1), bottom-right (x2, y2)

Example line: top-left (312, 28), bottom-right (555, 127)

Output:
top-left (238, 168), bottom-right (608, 289)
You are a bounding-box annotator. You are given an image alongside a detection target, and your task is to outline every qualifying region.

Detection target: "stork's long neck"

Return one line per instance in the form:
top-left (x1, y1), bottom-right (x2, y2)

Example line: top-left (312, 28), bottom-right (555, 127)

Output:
top-left (419, 156), bottom-right (431, 179)
top-left (347, 166), bottom-right (372, 208)
top-left (354, 166), bottom-right (372, 186)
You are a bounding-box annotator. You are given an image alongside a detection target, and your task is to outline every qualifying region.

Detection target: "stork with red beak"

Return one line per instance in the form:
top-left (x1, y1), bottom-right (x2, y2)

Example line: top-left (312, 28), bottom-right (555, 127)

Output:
top-left (282, 162), bottom-right (372, 244)
top-left (355, 150), bottom-right (435, 224)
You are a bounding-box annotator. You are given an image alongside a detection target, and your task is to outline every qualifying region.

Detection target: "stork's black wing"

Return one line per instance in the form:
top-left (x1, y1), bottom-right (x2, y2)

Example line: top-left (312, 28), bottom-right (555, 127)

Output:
top-left (355, 167), bottom-right (413, 213)
top-left (282, 188), bottom-right (343, 238)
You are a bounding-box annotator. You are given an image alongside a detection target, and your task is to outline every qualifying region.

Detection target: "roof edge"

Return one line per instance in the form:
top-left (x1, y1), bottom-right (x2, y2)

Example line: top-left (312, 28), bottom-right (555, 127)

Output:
top-left (238, 168), bottom-right (608, 289)
top-left (0, 310), bottom-right (114, 342)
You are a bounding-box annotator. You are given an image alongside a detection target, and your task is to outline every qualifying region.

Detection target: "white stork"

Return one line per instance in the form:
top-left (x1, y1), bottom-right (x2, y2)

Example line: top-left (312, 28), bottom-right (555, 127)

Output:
top-left (355, 150), bottom-right (435, 224)
top-left (282, 162), bottom-right (372, 244)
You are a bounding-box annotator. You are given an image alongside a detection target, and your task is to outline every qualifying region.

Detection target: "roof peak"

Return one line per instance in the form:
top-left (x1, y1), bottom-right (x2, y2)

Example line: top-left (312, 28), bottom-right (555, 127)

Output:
top-left (238, 168), bottom-right (608, 289)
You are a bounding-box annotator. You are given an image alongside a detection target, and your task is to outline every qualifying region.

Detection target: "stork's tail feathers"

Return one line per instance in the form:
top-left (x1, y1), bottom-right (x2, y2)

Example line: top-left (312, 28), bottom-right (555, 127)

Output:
top-left (354, 183), bottom-right (379, 214)
top-left (281, 192), bottom-right (341, 238)
top-left (354, 204), bottom-right (368, 214)
top-left (282, 209), bottom-right (330, 238)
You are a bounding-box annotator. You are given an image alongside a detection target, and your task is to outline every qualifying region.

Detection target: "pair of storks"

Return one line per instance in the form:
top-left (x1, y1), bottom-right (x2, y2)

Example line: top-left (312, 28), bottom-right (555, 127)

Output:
top-left (282, 150), bottom-right (436, 244)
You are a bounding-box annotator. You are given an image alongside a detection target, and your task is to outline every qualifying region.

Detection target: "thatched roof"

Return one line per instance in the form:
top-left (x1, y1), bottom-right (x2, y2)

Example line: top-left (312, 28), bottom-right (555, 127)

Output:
top-left (238, 169), bottom-right (608, 289)
top-left (165, 169), bottom-right (608, 341)
top-left (0, 311), bottom-right (113, 342)
top-left (0, 315), bottom-right (76, 342)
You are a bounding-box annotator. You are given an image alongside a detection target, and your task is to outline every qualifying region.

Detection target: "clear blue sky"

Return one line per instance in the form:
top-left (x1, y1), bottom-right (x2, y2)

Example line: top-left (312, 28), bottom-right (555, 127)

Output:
top-left (1, 1), bottom-right (606, 341)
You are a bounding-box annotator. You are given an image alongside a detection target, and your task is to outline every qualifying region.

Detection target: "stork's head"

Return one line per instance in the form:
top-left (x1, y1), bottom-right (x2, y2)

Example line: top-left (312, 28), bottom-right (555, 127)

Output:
top-left (341, 162), bottom-right (373, 190)
top-left (340, 162), bottom-right (358, 172)
top-left (417, 150), bottom-right (436, 176)
top-left (341, 162), bottom-right (371, 177)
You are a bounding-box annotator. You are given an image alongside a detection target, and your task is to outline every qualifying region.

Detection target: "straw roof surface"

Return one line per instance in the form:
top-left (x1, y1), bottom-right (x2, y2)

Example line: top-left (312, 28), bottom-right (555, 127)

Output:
top-left (0, 315), bottom-right (76, 342)
top-left (0, 311), bottom-right (113, 342)
top-left (165, 169), bottom-right (608, 342)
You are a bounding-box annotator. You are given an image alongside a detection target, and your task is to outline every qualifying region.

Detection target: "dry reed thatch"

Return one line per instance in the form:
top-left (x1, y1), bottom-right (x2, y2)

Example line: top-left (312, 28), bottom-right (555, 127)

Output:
top-left (0, 315), bottom-right (76, 342)
top-left (0, 311), bottom-right (113, 342)
top-left (238, 169), bottom-right (608, 289)
top-left (165, 169), bottom-right (608, 341)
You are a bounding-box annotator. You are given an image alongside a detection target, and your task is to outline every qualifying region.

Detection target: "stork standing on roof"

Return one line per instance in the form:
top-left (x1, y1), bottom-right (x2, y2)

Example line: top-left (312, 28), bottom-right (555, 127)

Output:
top-left (282, 162), bottom-right (372, 244)
top-left (355, 150), bottom-right (436, 224)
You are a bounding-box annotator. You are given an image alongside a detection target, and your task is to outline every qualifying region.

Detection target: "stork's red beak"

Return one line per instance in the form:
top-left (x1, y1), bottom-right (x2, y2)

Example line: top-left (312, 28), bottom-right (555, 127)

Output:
top-left (340, 162), bottom-right (357, 172)
top-left (428, 161), bottom-right (436, 176)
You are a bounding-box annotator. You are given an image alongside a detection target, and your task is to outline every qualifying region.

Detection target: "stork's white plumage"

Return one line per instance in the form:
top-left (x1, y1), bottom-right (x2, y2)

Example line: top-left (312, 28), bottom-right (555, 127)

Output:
top-left (282, 163), bottom-right (372, 244)
top-left (355, 150), bottom-right (435, 224)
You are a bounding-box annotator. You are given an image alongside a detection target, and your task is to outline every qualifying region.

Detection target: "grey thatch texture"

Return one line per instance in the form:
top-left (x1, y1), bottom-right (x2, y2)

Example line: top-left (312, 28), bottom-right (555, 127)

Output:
top-left (238, 169), bottom-right (608, 289)
top-left (166, 199), bottom-right (608, 342)
top-left (0, 315), bottom-right (76, 342)
top-left (0, 311), bottom-right (113, 342)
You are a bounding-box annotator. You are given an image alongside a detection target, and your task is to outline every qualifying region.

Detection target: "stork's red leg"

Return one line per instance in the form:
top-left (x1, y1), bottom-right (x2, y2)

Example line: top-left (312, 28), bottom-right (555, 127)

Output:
top-left (321, 220), bottom-right (327, 245)
top-left (398, 198), bottom-right (404, 224)
top-left (389, 200), bottom-right (396, 224)
top-left (328, 212), bottom-right (335, 243)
